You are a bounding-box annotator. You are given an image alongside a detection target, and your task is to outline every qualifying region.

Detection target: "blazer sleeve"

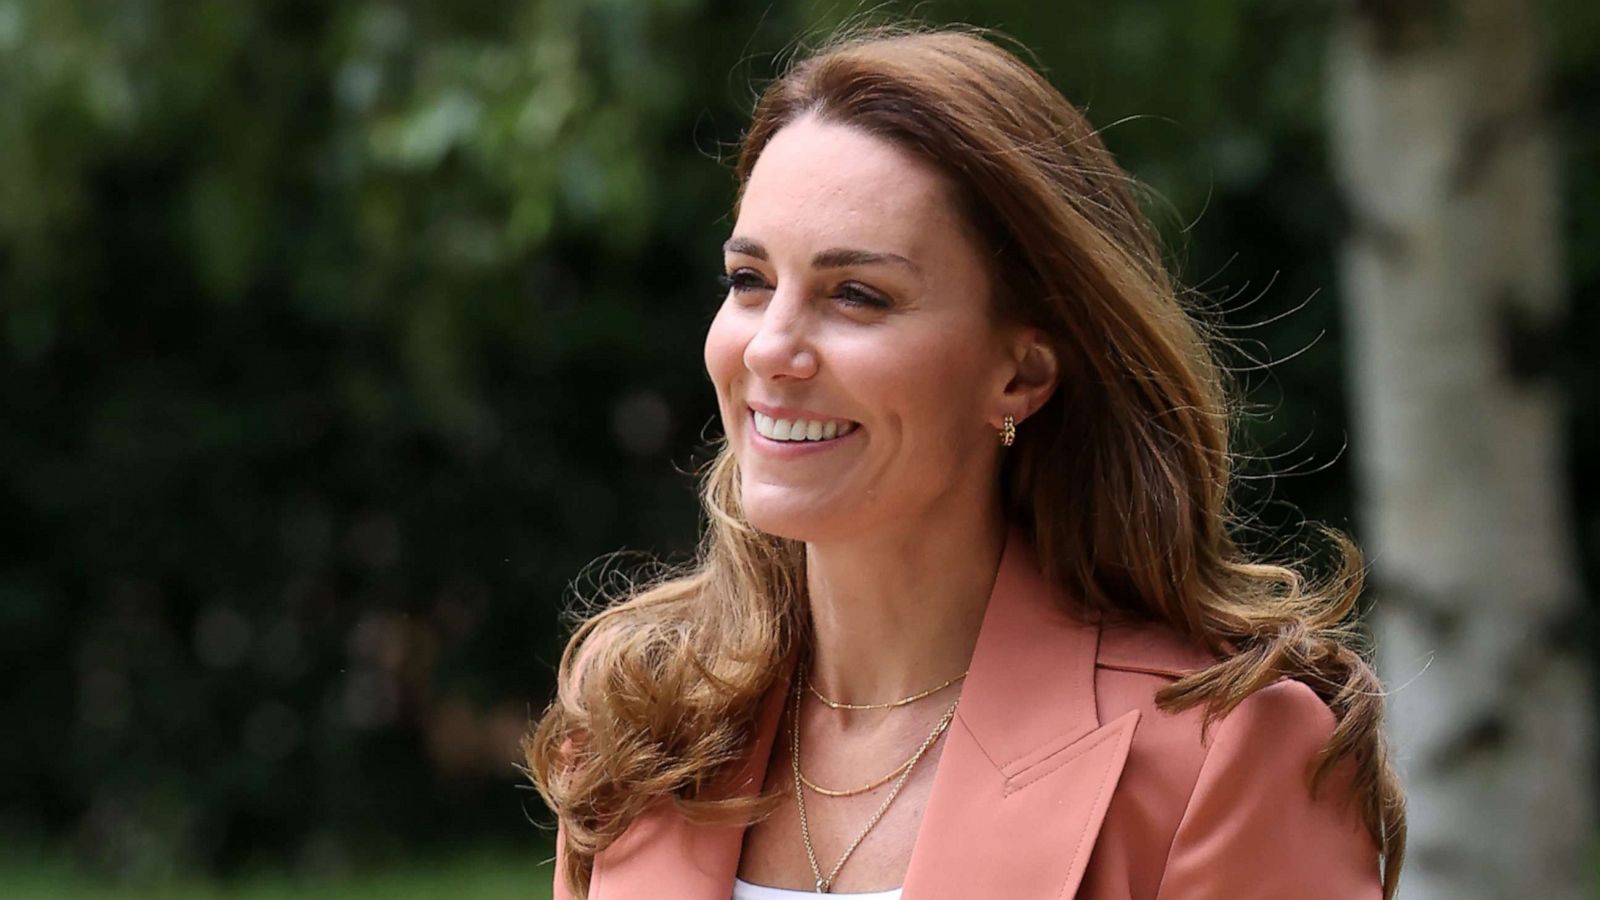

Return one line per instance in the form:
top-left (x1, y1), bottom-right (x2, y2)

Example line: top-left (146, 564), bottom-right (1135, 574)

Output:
top-left (1153, 679), bottom-right (1383, 900)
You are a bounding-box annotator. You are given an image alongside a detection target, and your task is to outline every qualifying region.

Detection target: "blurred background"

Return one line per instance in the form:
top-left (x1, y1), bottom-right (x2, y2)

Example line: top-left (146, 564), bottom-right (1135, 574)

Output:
top-left (2, 0), bottom-right (1596, 897)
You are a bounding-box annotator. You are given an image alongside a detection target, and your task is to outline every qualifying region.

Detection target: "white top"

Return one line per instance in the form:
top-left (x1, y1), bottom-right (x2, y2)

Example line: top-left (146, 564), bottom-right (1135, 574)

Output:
top-left (732, 877), bottom-right (903, 900)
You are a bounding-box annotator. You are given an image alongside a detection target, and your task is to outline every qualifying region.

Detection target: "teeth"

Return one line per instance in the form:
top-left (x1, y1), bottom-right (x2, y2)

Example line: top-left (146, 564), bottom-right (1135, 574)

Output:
top-left (753, 411), bottom-right (856, 443)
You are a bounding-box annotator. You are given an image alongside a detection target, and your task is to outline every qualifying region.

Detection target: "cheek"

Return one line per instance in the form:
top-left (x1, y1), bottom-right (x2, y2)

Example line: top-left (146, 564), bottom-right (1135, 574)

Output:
top-left (874, 336), bottom-right (993, 438)
top-left (703, 304), bottom-right (747, 399)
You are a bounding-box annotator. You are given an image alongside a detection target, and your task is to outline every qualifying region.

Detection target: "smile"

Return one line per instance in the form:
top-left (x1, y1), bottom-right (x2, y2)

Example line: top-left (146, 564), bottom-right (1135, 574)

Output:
top-left (750, 409), bottom-right (858, 444)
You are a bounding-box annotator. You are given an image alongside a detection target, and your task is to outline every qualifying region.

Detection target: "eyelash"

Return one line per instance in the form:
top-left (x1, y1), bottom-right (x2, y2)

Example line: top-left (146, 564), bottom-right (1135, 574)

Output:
top-left (717, 270), bottom-right (890, 310)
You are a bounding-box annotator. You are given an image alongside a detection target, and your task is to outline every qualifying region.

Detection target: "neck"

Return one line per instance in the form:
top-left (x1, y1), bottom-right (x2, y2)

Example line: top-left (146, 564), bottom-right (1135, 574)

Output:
top-left (803, 502), bottom-right (1008, 713)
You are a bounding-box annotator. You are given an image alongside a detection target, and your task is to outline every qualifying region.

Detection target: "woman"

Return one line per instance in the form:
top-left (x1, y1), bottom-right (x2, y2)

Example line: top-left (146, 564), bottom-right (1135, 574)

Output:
top-left (525, 24), bottom-right (1406, 900)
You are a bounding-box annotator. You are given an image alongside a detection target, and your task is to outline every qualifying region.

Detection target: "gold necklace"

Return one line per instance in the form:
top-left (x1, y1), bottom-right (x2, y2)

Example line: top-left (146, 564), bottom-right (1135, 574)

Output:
top-left (789, 669), bottom-right (960, 893)
top-left (799, 756), bottom-right (913, 799)
top-left (797, 715), bottom-right (953, 797)
top-left (805, 670), bottom-right (968, 710)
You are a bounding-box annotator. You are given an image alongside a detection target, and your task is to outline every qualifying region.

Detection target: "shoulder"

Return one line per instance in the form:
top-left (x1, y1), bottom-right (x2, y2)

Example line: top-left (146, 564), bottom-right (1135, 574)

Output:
top-left (1088, 620), bottom-right (1377, 897)
top-left (1148, 678), bottom-right (1379, 896)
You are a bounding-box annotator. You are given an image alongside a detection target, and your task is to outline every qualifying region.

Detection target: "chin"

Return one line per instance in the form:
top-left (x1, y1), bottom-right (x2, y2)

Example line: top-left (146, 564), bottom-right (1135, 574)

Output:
top-left (740, 484), bottom-right (852, 544)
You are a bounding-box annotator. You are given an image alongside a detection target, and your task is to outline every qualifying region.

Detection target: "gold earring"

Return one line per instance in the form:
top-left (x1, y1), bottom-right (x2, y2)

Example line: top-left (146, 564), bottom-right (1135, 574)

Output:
top-left (999, 415), bottom-right (1016, 447)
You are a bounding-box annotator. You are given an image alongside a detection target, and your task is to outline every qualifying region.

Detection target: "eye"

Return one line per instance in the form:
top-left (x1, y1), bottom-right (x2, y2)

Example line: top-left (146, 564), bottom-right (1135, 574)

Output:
top-left (836, 282), bottom-right (891, 310)
top-left (717, 269), bottom-right (769, 295)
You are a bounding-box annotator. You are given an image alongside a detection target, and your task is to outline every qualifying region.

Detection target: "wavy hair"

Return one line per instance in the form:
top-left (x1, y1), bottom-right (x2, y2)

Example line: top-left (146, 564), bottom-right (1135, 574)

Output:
top-left (524, 23), bottom-right (1405, 898)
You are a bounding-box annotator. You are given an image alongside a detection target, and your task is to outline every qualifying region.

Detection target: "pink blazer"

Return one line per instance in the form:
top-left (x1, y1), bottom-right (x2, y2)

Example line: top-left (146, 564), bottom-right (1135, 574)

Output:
top-left (553, 528), bottom-right (1382, 899)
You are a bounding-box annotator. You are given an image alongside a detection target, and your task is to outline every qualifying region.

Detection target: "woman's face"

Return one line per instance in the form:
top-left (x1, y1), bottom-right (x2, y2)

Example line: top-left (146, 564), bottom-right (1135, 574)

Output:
top-left (704, 115), bottom-right (1029, 543)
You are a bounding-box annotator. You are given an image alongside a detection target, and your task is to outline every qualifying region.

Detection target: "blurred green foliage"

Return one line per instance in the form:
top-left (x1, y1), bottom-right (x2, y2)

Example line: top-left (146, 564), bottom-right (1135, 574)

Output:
top-left (0, 846), bottom-right (552, 899)
top-left (2, 0), bottom-right (1595, 884)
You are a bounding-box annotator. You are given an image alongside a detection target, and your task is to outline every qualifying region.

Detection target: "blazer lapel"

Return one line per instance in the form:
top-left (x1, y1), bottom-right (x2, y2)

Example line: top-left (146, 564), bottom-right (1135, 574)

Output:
top-left (588, 658), bottom-right (793, 899)
top-left (898, 528), bottom-right (1138, 900)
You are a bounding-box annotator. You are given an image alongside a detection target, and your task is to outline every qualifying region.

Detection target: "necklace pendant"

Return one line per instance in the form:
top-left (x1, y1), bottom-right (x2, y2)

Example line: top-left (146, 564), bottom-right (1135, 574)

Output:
top-left (815, 877), bottom-right (828, 893)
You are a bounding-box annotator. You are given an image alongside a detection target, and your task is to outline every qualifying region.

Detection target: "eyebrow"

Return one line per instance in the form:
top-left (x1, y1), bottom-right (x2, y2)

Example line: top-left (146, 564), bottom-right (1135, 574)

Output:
top-left (723, 237), bottom-right (921, 276)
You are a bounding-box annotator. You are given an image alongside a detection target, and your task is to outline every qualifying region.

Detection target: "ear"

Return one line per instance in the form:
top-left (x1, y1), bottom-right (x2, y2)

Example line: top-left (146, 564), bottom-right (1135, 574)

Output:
top-left (990, 327), bottom-right (1059, 430)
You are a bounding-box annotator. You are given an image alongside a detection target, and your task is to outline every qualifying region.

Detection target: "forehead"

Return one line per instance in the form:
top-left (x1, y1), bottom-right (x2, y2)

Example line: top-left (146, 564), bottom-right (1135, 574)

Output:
top-left (734, 116), bottom-right (968, 258)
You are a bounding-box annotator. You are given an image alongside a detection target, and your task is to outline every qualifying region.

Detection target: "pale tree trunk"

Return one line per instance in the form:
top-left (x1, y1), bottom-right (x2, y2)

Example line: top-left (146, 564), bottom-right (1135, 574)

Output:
top-left (1329, 1), bottom-right (1593, 897)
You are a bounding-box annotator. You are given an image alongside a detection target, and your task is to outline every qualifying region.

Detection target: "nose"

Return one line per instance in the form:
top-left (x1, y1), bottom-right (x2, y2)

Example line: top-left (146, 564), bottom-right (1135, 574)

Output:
top-left (743, 289), bottom-right (819, 381)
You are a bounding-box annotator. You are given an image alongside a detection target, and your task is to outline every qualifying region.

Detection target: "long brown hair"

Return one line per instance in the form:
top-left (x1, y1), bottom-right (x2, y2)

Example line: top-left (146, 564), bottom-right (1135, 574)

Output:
top-left (525, 23), bottom-right (1405, 898)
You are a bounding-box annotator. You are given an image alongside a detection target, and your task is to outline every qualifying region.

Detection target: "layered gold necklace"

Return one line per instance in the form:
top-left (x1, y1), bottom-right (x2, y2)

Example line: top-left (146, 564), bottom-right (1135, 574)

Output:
top-left (788, 662), bottom-right (965, 893)
top-left (805, 669), bottom-right (967, 711)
